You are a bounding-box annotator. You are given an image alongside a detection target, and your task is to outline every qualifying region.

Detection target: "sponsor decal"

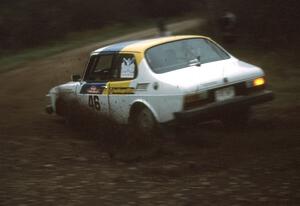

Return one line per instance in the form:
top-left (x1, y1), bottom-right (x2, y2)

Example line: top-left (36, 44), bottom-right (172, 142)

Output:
top-left (80, 83), bottom-right (106, 94)
top-left (120, 57), bottom-right (135, 78)
top-left (80, 82), bottom-right (135, 95)
top-left (87, 86), bottom-right (102, 94)
top-left (110, 87), bottom-right (135, 94)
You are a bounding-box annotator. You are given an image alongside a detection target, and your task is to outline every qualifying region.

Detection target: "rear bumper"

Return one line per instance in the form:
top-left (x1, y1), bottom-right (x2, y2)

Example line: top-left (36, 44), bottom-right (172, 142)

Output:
top-left (174, 90), bottom-right (274, 122)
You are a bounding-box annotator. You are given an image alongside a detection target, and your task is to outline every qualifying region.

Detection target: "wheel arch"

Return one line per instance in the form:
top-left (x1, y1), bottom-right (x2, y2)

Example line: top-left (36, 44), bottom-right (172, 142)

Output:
top-left (54, 92), bottom-right (75, 116)
top-left (128, 100), bottom-right (160, 124)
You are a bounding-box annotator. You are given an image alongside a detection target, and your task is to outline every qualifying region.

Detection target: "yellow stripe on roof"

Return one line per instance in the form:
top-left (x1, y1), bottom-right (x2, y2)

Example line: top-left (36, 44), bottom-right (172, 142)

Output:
top-left (121, 35), bottom-right (209, 53)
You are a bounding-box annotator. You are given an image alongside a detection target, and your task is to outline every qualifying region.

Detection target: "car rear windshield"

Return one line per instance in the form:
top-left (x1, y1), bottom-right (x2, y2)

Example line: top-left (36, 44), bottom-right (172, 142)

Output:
top-left (145, 38), bottom-right (230, 74)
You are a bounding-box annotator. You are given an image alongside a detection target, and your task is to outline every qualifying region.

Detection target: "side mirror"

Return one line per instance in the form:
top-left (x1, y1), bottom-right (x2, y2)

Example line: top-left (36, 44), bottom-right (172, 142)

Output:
top-left (71, 74), bottom-right (81, 82)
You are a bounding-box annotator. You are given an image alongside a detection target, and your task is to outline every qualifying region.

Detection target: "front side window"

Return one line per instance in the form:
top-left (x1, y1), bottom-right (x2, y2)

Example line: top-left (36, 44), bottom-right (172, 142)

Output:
top-left (85, 54), bottom-right (115, 82)
top-left (146, 38), bottom-right (230, 74)
top-left (84, 53), bottom-right (137, 82)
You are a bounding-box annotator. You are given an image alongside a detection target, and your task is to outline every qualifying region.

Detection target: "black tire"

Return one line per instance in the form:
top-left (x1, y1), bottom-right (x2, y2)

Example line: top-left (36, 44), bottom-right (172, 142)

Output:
top-left (221, 107), bottom-right (251, 130)
top-left (55, 97), bottom-right (68, 116)
top-left (134, 107), bottom-right (158, 137)
top-left (55, 97), bottom-right (75, 125)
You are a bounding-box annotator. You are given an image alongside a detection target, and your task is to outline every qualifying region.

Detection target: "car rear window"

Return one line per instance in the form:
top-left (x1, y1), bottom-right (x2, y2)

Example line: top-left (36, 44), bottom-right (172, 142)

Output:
top-left (145, 38), bottom-right (230, 74)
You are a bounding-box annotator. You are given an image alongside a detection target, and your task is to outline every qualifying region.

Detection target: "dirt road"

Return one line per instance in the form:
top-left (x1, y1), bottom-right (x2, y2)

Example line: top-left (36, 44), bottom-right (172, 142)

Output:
top-left (0, 19), bottom-right (299, 205)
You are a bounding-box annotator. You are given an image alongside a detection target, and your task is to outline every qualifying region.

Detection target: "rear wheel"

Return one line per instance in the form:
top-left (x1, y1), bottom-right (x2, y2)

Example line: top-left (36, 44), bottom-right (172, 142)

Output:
top-left (137, 108), bottom-right (156, 133)
top-left (132, 107), bottom-right (159, 138)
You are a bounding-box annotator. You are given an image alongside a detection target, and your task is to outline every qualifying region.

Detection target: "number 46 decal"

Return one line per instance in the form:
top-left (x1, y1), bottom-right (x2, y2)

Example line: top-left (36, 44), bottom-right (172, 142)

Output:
top-left (88, 95), bottom-right (101, 111)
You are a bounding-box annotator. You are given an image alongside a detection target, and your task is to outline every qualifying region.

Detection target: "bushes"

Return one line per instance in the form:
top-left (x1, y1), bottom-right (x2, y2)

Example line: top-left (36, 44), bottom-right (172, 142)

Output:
top-left (1, 0), bottom-right (297, 52)
top-left (0, 0), bottom-right (195, 52)
top-left (209, 0), bottom-right (299, 47)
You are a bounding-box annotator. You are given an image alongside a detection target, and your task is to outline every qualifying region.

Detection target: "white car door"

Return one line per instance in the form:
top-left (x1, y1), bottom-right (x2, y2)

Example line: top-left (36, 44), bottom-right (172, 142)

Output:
top-left (108, 53), bottom-right (138, 124)
top-left (76, 53), bottom-right (116, 116)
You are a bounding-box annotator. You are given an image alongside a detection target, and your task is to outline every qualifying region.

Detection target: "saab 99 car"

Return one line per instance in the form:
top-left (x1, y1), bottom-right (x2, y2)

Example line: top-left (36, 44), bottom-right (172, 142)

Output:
top-left (46, 35), bottom-right (274, 133)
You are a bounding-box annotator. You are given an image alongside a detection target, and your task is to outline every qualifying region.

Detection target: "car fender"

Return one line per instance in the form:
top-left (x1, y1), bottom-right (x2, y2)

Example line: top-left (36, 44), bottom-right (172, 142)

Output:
top-left (46, 87), bottom-right (60, 112)
top-left (129, 99), bottom-right (160, 123)
top-left (48, 82), bottom-right (79, 113)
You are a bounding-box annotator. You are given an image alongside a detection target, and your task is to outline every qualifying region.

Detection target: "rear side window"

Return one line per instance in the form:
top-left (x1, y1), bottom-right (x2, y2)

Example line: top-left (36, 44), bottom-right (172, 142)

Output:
top-left (114, 54), bottom-right (137, 79)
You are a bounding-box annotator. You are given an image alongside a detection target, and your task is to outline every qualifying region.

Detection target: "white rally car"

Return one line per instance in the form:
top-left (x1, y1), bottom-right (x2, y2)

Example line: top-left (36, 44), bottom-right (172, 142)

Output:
top-left (46, 35), bottom-right (274, 133)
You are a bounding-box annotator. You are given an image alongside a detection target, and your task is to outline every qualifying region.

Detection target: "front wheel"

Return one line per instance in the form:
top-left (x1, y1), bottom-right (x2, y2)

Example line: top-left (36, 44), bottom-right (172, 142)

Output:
top-left (55, 97), bottom-right (68, 117)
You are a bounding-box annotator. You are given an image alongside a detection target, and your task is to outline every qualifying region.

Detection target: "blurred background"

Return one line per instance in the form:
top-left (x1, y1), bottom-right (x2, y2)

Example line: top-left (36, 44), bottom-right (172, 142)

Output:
top-left (0, 0), bottom-right (299, 53)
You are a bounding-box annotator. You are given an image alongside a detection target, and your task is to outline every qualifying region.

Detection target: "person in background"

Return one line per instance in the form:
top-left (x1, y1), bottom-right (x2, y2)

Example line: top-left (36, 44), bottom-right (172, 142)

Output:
top-left (157, 18), bottom-right (172, 37)
top-left (219, 11), bottom-right (237, 43)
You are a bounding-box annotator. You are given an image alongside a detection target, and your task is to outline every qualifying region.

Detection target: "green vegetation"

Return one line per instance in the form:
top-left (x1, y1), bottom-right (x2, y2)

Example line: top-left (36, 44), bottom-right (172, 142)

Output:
top-left (0, 22), bottom-right (153, 73)
top-left (0, 14), bottom-right (196, 73)
top-left (0, 0), bottom-right (194, 51)
top-left (1, 0), bottom-right (297, 74)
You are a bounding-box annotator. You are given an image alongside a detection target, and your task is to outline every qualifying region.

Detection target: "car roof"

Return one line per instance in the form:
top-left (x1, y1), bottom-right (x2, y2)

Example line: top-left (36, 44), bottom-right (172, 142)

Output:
top-left (92, 35), bottom-right (210, 54)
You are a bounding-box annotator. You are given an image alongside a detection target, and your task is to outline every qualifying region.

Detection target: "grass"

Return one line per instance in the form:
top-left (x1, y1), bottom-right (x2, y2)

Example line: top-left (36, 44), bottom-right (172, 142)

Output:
top-left (0, 15), bottom-right (199, 74)
top-left (0, 22), bottom-right (154, 73)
